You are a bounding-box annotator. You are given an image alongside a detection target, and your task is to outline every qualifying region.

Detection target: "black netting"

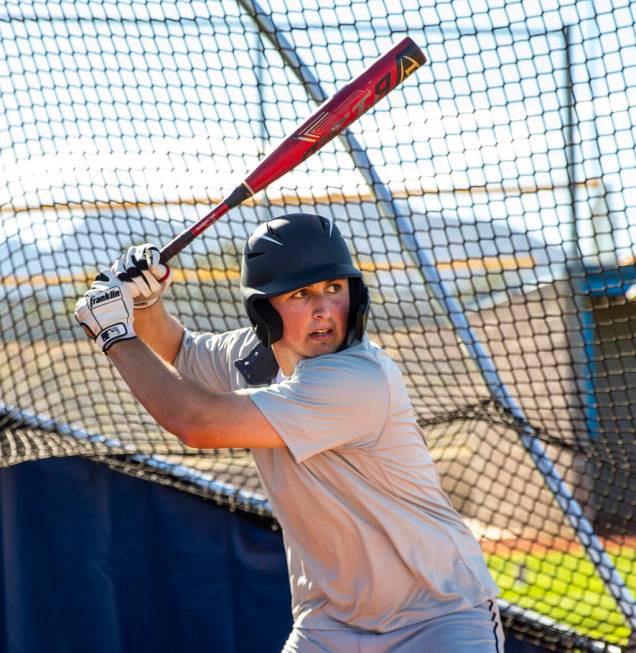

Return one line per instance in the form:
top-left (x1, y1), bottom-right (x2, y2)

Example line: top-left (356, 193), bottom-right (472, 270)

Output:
top-left (1, 2), bottom-right (635, 649)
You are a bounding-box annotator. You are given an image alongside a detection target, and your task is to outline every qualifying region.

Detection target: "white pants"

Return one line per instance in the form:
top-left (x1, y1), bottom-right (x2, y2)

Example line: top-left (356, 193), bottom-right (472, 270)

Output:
top-left (282, 599), bottom-right (505, 653)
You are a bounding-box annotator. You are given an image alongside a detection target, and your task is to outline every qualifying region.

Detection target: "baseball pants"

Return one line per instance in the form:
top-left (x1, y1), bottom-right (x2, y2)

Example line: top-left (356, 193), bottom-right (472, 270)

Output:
top-left (282, 599), bottom-right (505, 653)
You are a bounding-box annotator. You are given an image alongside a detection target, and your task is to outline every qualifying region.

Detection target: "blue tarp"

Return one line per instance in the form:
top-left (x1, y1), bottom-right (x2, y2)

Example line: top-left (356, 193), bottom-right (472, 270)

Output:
top-left (0, 457), bottom-right (544, 653)
top-left (0, 457), bottom-right (292, 653)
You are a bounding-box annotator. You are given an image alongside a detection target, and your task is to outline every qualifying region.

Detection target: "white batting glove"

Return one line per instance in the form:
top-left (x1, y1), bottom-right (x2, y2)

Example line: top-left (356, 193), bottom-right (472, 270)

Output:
top-left (74, 270), bottom-right (136, 353)
top-left (111, 243), bottom-right (172, 309)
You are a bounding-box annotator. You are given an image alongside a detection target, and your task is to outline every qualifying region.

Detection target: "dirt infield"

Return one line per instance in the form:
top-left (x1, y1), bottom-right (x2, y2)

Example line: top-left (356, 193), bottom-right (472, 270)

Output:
top-left (479, 533), bottom-right (636, 557)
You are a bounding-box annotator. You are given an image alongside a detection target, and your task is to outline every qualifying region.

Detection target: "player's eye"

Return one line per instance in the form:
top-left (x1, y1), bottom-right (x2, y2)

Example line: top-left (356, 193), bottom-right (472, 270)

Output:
top-left (326, 281), bottom-right (343, 293)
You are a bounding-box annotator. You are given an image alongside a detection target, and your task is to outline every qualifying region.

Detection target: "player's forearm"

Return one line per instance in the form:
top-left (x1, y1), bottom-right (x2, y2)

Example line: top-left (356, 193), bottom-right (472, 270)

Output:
top-left (106, 337), bottom-right (284, 450)
top-left (75, 273), bottom-right (285, 450)
top-left (133, 300), bottom-right (185, 363)
top-left (106, 337), bottom-right (212, 445)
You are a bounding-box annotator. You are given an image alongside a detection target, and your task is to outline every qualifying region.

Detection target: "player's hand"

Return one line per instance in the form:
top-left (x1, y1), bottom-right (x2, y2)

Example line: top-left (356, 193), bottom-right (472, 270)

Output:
top-left (111, 243), bottom-right (172, 309)
top-left (74, 270), bottom-right (136, 353)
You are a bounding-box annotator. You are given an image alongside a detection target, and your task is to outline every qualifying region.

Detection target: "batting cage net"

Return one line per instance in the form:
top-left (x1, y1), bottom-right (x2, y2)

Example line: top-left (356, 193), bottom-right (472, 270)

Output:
top-left (1, 1), bottom-right (635, 650)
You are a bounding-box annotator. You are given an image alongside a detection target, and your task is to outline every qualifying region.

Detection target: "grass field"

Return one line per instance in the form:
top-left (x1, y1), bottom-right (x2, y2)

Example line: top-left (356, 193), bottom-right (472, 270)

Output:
top-left (486, 542), bottom-right (636, 646)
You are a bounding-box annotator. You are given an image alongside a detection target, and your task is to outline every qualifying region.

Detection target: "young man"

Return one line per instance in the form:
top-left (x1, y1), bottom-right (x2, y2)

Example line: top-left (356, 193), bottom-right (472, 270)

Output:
top-left (75, 213), bottom-right (504, 652)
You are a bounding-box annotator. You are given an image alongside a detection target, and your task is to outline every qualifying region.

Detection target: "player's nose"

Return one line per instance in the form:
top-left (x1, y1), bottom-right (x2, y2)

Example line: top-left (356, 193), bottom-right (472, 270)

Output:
top-left (310, 293), bottom-right (332, 319)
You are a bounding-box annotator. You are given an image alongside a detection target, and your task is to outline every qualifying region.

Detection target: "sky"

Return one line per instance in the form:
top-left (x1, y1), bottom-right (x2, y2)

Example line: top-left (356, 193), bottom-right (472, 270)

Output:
top-left (0, 0), bottom-right (635, 274)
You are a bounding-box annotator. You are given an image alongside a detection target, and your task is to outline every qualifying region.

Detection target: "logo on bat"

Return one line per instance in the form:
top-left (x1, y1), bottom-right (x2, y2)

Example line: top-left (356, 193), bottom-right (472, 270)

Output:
top-left (294, 88), bottom-right (373, 144)
top-left (294, 43), bottom-right (424, 158)
top-left (294, 108), bottom-right (346, 143)
top-left (294, 89), bottom-right (373, 158)
top-left (396, 52), bottom-right (424, 85)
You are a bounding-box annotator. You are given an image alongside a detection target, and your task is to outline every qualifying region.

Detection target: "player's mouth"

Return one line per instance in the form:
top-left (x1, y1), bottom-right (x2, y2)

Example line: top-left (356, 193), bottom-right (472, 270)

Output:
top-left (308, 328), bottom-right (334, 341)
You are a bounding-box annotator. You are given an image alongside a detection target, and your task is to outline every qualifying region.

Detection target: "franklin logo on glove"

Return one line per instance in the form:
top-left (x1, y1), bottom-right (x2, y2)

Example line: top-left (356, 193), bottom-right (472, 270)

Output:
top-left (74, 269), bottom-right (137, 353)
top-left (74, 245), bottom-right (173, 354)
top-left (88, 288), bottom-right (121, 308)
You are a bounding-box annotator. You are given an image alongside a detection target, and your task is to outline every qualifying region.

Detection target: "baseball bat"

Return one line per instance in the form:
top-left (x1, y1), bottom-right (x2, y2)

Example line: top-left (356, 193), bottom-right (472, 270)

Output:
top-left (159, 37), bottom-right (426, 264)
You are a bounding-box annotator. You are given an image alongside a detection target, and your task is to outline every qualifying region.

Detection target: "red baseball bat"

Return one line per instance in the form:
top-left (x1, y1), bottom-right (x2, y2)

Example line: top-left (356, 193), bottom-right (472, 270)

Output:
top-left (159, 37), bottom-right (426, 263)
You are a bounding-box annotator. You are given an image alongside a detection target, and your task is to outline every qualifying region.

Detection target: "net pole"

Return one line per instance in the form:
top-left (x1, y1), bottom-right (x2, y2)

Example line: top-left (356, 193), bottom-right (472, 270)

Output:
top-left (238, 0), bottom-right (636, 629)
top-left (238, 0), bottom-right (452, 326)
top-left (402, 218), bottom-right (636, 631)
top-left (564, 24), bottom-right (601, 441)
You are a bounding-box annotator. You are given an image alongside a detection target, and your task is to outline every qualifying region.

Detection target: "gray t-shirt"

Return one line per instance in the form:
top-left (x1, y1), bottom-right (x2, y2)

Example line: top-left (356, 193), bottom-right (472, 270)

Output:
top-left (175, 326), bottom-right (498, 633)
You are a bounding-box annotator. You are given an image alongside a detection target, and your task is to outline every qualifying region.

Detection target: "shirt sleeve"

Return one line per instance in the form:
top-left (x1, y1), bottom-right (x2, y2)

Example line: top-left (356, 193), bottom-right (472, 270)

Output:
top-left (173, 329), bottom-right (234, 393)
top-left (246, 352), bottom-right (389, 463)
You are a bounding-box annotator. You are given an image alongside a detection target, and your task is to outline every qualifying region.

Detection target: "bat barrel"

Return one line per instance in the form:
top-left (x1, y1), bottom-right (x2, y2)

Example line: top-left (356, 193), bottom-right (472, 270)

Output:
top-left (243, 37), bottom-right (426, 195)
top-left (159, 37), bottom-right (426, 261)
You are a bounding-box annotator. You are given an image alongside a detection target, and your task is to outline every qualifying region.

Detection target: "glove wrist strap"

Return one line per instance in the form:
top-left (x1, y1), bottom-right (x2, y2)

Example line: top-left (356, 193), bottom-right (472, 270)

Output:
top-left (98, 323), bottom-right (137, 353)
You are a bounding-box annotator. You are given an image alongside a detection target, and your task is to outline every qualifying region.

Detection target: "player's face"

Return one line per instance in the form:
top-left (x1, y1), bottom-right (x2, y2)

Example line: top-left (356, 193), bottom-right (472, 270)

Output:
top-left (270, 278), bottom-right (350, 375)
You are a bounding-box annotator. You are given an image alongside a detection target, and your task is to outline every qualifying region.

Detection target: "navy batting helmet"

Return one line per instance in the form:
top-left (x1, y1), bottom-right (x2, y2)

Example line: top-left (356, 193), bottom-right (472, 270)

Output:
top-left (240, 213), bottom-right (370, 348)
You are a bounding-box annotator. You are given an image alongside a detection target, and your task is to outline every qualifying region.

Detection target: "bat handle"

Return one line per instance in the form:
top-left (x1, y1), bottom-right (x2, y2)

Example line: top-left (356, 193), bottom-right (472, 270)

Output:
top-left (159, 184), bottom-right (253, 264)
top-left (159, 230), bottom-right (197, 265)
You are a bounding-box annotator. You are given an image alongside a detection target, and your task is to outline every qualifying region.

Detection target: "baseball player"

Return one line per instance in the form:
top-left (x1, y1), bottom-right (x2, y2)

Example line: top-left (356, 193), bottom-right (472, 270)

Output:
top-left (75, 213), bottom-right (504, 652)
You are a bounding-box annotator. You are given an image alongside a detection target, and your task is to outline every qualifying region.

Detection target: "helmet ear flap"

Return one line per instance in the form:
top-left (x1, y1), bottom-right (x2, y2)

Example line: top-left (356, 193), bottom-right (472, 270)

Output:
top-left (344, 278), bottom-right (370, 348)
top-left (247, 299), bottom-right (283, 348)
